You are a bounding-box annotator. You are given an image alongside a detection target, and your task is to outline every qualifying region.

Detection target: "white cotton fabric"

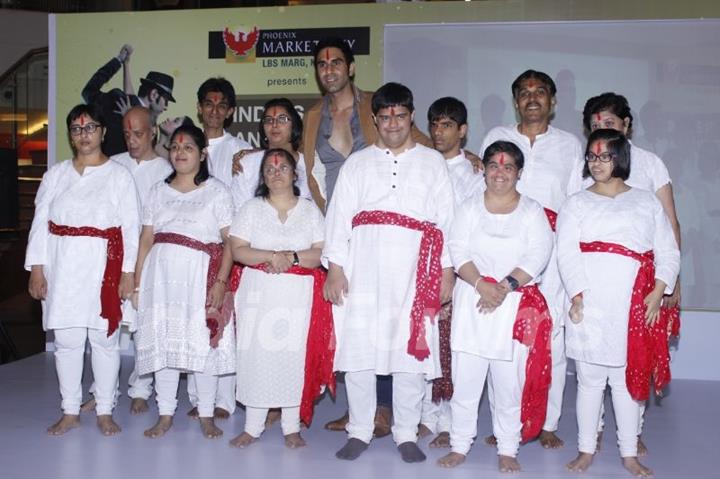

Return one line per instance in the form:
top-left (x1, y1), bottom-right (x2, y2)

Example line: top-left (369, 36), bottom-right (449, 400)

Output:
top-left (446, 151), bottom-right (485, 207)
top-left (230, 197), bottom-right (325, 407)
top-left (557, 188), bottom-right (680, 366)
top-left (135, 178), bottom-right (235, 375)
top-left (449, 194), bottom-right (552, 360)
top-left (323, 144), bottom-right (455, 377)
top-left (207, 131), bottom-right (252, 188)
top-left (25, 159), bottom-right (140, 331)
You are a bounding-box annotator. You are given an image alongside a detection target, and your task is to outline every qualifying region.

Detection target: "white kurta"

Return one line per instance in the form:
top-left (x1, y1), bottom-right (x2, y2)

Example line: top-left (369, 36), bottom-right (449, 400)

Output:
top-left (323, 144), bottom-right (455, 377)
top-left (556, 188), bottom-right (680, 366)
top-left (111, 152), bottom-right (174, 330)
top-left (25, 159), bottom-right (139, 331)
top-left (207, 131), bottom-right (252, 188)
top-left (230, 150), bottom-right (312, 210)
top-left (449, 195), bottom-right (552, 360)
top-left (230, 197), bottom-right (325, 407)
top-left (480, 124), bottom-right (584, 326)
top-left (135, 178), bottom-right (235, 375)
top-left (446, 151), bottom-right (485, 207)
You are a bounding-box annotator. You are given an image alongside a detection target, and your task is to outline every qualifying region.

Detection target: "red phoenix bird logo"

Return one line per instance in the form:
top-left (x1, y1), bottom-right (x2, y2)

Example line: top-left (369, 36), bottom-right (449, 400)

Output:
top-left (223, 27), bottom-right (260, 57)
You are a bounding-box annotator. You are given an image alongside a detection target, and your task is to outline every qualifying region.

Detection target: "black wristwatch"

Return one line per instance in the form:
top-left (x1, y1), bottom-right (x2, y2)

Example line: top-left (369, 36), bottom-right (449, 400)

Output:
top-left (292, 251), bottom-right (300, 266)
top-left (505, 275), bottom-right (520, 291)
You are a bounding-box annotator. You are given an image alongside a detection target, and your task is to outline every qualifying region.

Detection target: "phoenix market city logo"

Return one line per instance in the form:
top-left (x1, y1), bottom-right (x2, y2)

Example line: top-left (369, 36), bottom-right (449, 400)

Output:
top-left (223, 26), bottom-right (260, 58)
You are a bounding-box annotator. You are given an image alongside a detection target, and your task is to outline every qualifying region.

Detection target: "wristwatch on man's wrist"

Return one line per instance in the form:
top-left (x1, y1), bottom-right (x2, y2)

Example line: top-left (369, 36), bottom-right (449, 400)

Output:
top-left (505, 275), bottom-right (520, 291)
top-left (292, 251), bottom-right (300, 266)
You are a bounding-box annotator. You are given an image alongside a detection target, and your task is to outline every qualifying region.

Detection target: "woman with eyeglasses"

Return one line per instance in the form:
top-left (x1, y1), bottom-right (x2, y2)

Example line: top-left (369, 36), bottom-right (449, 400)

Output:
top-left (557, 129), bottom-right (679, 478)
top-left (25, 103), bottom-right (140, 436)
top-left (231, 98), bottom-right (311, 209)
top-left (229, 148), bottom-right (332, 450)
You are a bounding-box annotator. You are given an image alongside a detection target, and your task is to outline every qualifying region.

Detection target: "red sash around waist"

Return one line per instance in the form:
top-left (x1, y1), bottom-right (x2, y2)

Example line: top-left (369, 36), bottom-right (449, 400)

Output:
top-left (153, 232), bottom-right (232, 348)
top-left (239, 263), bottom-right (335, 427)
top-left (351, 210), bottom-right (443, 361)
top-left (579, 241), bottom-right (679, 401)
top-left (543, 207), bottom-right (557, 232)
top-left (482, 277), bottom-right (552, 442)
top-left (48, 221), bottom-right (124, 336)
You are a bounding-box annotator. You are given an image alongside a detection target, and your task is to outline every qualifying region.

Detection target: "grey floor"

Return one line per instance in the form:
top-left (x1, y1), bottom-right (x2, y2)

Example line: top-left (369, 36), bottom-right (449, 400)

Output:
top-left (1, 353), bottom-right (718, 479)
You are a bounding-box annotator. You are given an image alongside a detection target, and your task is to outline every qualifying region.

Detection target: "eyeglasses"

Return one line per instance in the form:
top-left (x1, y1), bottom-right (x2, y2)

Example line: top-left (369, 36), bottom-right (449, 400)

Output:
top-left (585, 152), bottom-right (616, 163)
top-left (69, 123), bottom-right (101, 136)
top-left (262, 115), bottom-right (291, 126)
top-left (263, 164), bottom-right (292, 176)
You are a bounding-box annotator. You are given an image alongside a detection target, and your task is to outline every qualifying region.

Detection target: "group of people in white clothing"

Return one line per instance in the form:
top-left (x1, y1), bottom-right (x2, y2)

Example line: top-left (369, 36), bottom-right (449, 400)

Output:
top-left (26, 37), bottom-right (681, 479)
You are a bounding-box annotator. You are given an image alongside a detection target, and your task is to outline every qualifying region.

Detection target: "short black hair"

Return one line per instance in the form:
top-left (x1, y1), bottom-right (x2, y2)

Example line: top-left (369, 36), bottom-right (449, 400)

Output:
top-left (583, 128), bottom-right (631, 181)
top-left (511, 70), bottom-right (557, 99)
top-left (197, 77), bottom-right (237, 128)
top-left (259, 98), bottom-right (303, 151)
top-left (165, 122), bottom-right (210, 186)
top-left (371, 82), bottom-right (414, 115)
top-left (482, 140), bottom-right (525, 170)
top-left (313, 37), bottom-right (355, 66)
top-left (427, 97), bottom-right (467, 126)
top-left (138, 83), bottom-right (171, 103)
top-left (254, 148), bottom-right (300, 198)
top-left (582, 92), bottom-right (633, 133)
top-left (66, 103), bottom-right (105, 130)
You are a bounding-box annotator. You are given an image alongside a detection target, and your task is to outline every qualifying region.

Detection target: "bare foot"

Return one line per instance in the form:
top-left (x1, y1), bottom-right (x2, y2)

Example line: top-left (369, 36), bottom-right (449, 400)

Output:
top-left (567, 452), bottom-right (594, 472)
top-left (637, 437), bottom-right (648, 457)
top-left (438, 452), bottom-right (466, 468)
top-left (187, 407), bottom-right (199, 419)
top-left (284, 432), bottom-right (307, 449)
top-left (47, 414), bottom-right (80, 436)
top-left (144, 415), bottom-right (173, 438)
top-left (417, 424), bottom-right (433, 438)
top-left (130, 398), bottom-right (149, 414)
top-left (97, 415), bottom-right (121, 436)
top-left (596, 431), bottom-right (603, 452)
top-left (485, 434), bottom-right (498, 446)
top-left (80, 398), bottom-right (96, 412)
top-left (214, 407), bottom-right (230, 420)
top-left (622, 457), bottom-right (653, 477)
top-left (266, 408), bottom-right (281, 427)
top-left (199, 417), bottom-right (223, 438)
top-left (498, 455), bottom-right (522, 473)
top-left (429, 431), bottom-right (451, 448)
top-left (539, 429), bottom-right (564, 449)
top-left (229, 432), bottom-right (256, 448)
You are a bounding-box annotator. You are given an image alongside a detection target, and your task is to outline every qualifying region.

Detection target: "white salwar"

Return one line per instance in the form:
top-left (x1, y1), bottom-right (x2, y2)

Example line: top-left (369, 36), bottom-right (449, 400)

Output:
top-left (448, 194), bottom-right (552, 456)
top-left (230, 150), bottom-right (312, 210)
top-left (135, 179), bottom-right (235, 417)
top-left (25, 159), bottom-right (140, 415)
top-left (323, 143), bottom-right (455, 444)
top-left (230, 197), bottom-right (324, 437)
top-left (557, 187), bottom-right (680, 456)
top-left (480, 124), bottom-right (584, 431)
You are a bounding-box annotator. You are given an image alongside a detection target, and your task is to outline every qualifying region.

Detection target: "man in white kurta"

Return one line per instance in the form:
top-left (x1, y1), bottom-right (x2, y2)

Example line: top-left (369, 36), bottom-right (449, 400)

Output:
top-left (25, 156), bottom-right (139, 430)
top-left (479, 70), bottom-right (584, 448)
top-left (420, 97), bottom-right (484, 443)
top-left (323, 83), bottom-right (455, 463)
top-left (191, 77), bottom-right (251, 417)
top-left (111, 106), bottom-right (173, 411)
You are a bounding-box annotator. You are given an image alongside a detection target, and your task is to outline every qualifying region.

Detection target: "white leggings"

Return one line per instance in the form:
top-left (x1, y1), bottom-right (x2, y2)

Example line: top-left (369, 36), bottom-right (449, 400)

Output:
top-left (155, 369), bottom-right (218, 417)
top-left (54, 327), bottom-right (120, 416)
top-left (420, 381), bottom-right (451, 434)
top-left (244, 406), bottom-right (300, 437)
top-left (575, 361), bottom-right (642, 457)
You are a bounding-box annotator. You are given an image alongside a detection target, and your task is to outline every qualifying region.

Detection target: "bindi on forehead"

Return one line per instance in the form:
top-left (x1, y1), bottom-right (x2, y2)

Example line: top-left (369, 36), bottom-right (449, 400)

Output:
top-left (595, 113), bottom-right (602, 121)
top-left (79, 116), bottom-right (85, 126)
top-left (209, 92), bottom-right (223, 103)
top-left (271, 154), bottom-right (281, 166)
top-left (325, 48), bottom-right (330, 61)
top-left (178, 134), bottom-right (184, 143)
top-left (499, 153), bottom-right (505, 165)
top-left (594, 142), bottom-right (602, 154)
top-left (390, 107), bottom-right (395, 116)
top-left (128, 118), bottom-right (135, 130)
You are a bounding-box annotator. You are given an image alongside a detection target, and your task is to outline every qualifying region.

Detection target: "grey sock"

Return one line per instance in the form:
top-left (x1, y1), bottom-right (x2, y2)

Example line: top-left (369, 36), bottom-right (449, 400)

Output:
top-left (398, 441), bottom-right (426, 463)
top-left (336, 438), bottom-right (369, 460)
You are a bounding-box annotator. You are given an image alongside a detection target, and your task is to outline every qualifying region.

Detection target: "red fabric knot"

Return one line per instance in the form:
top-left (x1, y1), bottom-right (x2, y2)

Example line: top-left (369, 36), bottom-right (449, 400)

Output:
top-left (351, 210), bottom-right (444, 361)
top-left (153, 232), bottom-right (233, 348)
top-left (48, 221), bottom-right (124, 336)
top-left (237, 263), bottom-right (336, 427)
top-left (579, 241), bottom-right (679, 401)
top-left (482, 276), bottom-right (552, 442)
top-left (543, 207), bottom-right (557, 232)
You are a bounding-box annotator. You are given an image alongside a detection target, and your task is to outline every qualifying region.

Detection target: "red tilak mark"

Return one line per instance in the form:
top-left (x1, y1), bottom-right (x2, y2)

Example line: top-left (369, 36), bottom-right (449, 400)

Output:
top-left (594, 142), bottom-right (602, 155)
top-left (595, 113), bottom-right (601, 122)
top-left (80, 116), bottom-right (85, 126)
top-left (527, 80), bottom-right (538, 88)
top-left (272, 154), bottom-right (281, 167)
top-left (325, 48), bottom-right (330, 61)
top-left (128, 119), bottom-right (135, 130)
top-left (390, 107), bottom-right (395, 116)
top-left (210, 92), bottom-right (222, 103)
top-left (178, 134), bottom-right (185, 143)
top-left (499, 153), bottom-right (505, 166)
